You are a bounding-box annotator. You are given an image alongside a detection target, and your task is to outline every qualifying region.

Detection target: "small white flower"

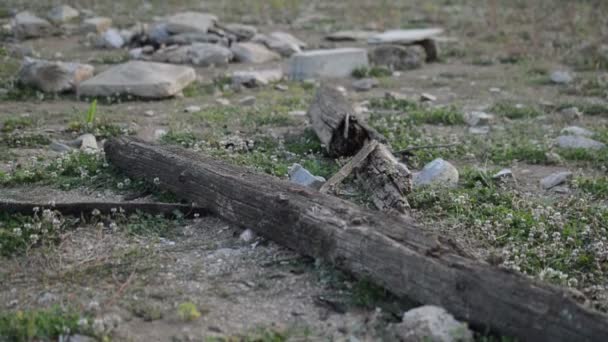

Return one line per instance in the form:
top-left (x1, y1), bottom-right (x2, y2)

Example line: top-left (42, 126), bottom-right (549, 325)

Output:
top-left (91, 209), bottom-right (101, 216)
top-left (194, 213), bottom-right (200, 218)
top-left (117, 182), bottom-right (124, 189)
top-left (153, 177), bottom-right (160, 185)
top-left (12, 228), bottom-right (22, 237)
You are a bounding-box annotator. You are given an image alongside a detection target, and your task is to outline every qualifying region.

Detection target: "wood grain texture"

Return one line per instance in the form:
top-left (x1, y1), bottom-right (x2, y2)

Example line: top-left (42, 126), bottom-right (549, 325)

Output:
top-left (105, 137), bottom-right (608, 342)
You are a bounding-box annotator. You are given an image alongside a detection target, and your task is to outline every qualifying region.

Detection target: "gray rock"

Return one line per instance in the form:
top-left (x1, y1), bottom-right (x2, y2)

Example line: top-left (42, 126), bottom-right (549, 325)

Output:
top-left (555, 135), bottom-right (605, 150)
top-left (12, 11), bottom-right (52, 38)
top-left (225, 23), bottom-right (257, 41)
top-left (368, 28), bottom-right (444, 44)
top-left (152, 43), bottom-right (233, 66)
top-left (166, 32), bottom-right (228, 46)
top-left (420, 93), bottom-right (437, 102)
top-left (388, 305), bottom-right (473, 342)
top-left (231, 69), bottom-right (283, 87)
top-left (147, 23), bottom-right (170, 45)
top-left (413, 158), bottom-right (459, 188)
top-left (239, 229), bottom-right (256, 242)
top-left (326, 30), bottom-right (379, 41)
top-left (560, 126), bottom-right (593, 137)
top-left (78, 133), bottom-right (98, 151)
top-left (78, 61), bottom-right (196, 99)
top-left (288, 163), bottom-right (325, 189)
top-left (129, 48), bottom-right (144, 60)
top-left (230, 42), bottom-right (280, 64)
top-left (238, 96), bottom-right (256, 106)
top-left (47, 5), bottom-right (79, 24)
top-left (352, 78), bottom-right (378, 92)
top-left (492, 168), bottom-right (513, 180)
top-left (289, 48), bottom-right (369, 80)
top-left (559, 106), bottom-right (582, 121)
top-left (18, 58), bottom-right (94, 93)
top-left (49, 141), bottom-right (72, 153)
top-left (81, 17), bottom-right (112, 34)
top-left (96, 28), bottom-right (124, 49)
top-left (37, 292), bottom-right (58, 305)
top-left (464, 111), bottom-right (494, 127)
top-left (550, 70), bottom-right (573, 84)
top-left (165, 12), bottom-right (218, 34)
top-left (215, 98), bottom-right (230, 106)
top-left (468, 126), bottom-right (490, 135)
top-left (260, 31), bottom-right (306, 57)
top-left (184, 105), bottom-right (201, 113)
top-left (369, 44), bottom-right (424, 70)
top-left (540, 171), bottom-right (573, 190)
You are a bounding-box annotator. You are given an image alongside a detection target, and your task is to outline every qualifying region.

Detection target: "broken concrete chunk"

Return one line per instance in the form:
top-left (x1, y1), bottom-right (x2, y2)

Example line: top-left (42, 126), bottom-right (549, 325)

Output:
top-left (288, 163), bottom-right (326, 189)
top-left (12, 11), bottom-right (53, 38)
top-left (152, 43), bottom-right (233, 67)
top-left (47, 5), bottom-right (79, 24)
top-left (165, 12), bottom-right (218, 34)
top-left (369, 44), bottom-right (424, 70)
top-left (18, 58), bottom-right (94, 93)
top-left (78, 61), bottom-right (196, 99)
top-left (289, 48), bottom-right (369, 80)
top-left (230, 42), bottom-right (280, 64)
top-left (368, 28), bottom-right (444, 45)
top-left (231, 69), bottom-right (283, 87)
top-left (387, 305), bottom-right (473, 342)
top-left (413, 158), bottom-right (459, 188)
top-left (555, 135), bottom-right (605, 150)
top-left (81, 17), bottom-right (112, 34)
top-left (326, 30), bottom-right (379, 41)
top-left (540, 171), bottom-right (573, 190)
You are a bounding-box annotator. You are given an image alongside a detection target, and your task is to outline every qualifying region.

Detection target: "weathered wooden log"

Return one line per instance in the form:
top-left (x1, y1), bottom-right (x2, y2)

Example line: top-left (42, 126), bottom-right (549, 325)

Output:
top-left (105, 137), bottom-right (608, 342)
top-left (308, 85), bottom-right (412, 214)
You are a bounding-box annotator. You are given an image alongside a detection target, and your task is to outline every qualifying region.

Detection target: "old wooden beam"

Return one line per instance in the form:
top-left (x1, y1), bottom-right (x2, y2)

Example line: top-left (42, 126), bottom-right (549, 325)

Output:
top-left (104, 137), bottom-right (608, 342)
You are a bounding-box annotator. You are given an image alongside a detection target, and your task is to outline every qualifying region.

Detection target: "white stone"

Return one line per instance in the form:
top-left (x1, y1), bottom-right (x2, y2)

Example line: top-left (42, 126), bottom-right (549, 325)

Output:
top-left (540, 171), bottom-right (572, 190)
top-left (184, 105), bottom-right (201, 113)
top-left (239, 229), bottom-right (256, 242)
top-left (550, 70), bottom-right (573, 84)
top-left (493, 168), bottom-right (513, 179)
top-left (231, 69), bottom-right (283, 87)
top-left (152, 43), bottom-right (233, 66)
top-left (78, 61), bottom-right (196, 99)
top-left (78, 133), bottom-right (98, 151)
top-left (326, 30), bottom-right (379, 41)
top-left (215, 98), bottom-right (230, 106)
top-left (12, 11), bottom-right (52, 38)
top-left (289, 48), bottom-right (369, 81)
top-left (18, 58), bottom-right (94, 93)
top-left (413, 158), bottom-right (459, 188)
top-left (560, 126), bottom-right (594, 137)
top-left (288, 163), bottom-right (325, 188)
top-left (555, 135), bottom-right (605, 150)
top-left (230, 42), bottom-right (280, 64)
top-left (47, 5), bottom-right (79, 24)
top-left (81, 17), bottom-right (112, 34)
top-left (97, 28), bottom-right (124, 49)
top-left (165, 12), bottom-right (217, 34)
top-left (389, 305), bottom-right (473, 342)
top-left (420, 93), bottom-right (437, 102)
top-left (368, 28), bottom-right (443, 44)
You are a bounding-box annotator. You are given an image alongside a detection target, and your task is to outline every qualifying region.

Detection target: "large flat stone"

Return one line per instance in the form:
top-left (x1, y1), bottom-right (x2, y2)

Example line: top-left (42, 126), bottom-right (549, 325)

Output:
top-left (18, 58), bottom-right (94, 93)
top-left (288, 48), bottom-right (368, 80)
top-left (368, 28), bottom-right (443, 44)
top-left (230, 42), bottom-right (280, 64)
top-left (78, 61), bottom-right (196, 98)
top-left (326, 30), bottom-right (379, 41)
top-left (555, 135), bottom-right (606, 150)
top-left (165, 12), bottom-right (217, 34)
top-left (152, 43), bottom-right (233, 66)
top-left (12, 11), bottom-right (53, 38)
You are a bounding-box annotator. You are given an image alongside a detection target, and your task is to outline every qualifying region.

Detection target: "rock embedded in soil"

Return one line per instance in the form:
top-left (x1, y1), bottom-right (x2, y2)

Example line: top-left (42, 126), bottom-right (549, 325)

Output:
top-left (369, 44), bottom-right (424, 70)
top-left (550, 70), bottom-right (573, 84)
top-left (288, 163), bottom-right (326, 189)
top-left (78, 61), bottom-right (196, 99)
top-left (387, 305), bottom-right (473, 342)
top-left (165, 12), bottom-right (218, 34)
top-left (413, 158), bottom-right (459, 188)
top-left (12, 11), bottom-right (53, 38)
top-left (152, 43), bottom-right (233, 66)
top-left (352, 78), bottom-right (378, 92)
top-left (326, 30), bottom-right (379, 41)
top-left (540, 171), bottom-right (573, 190)
top-left (81, 17), bottom-right (112, 34)
top-left (560, 126), bottom-right (594, 137)
top-left (47, 5), bottom-right (79, 24)
top-left (231, 69), bottom-right (283, 87)
top-left (464, 111), bottom-right (494, 127)
top-left (555, 135), bottom-right (606, 150)
top-left (288, 48), bottom-right (369, 80)
top-left (18, 58), bottom-right (94, 93)
top-left (230, 42), bottom-right (281, 63)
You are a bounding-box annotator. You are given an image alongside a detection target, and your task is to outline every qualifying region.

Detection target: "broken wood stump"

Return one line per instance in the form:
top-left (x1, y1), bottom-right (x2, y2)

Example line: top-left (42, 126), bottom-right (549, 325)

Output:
top-left (308, 84), bottom-right (411, 214)
top-left (105, 137), bottom-right (608, 342)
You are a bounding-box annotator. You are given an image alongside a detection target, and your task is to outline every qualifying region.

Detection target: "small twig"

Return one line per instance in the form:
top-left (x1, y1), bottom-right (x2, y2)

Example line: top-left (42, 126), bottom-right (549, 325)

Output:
top-left (320, 140), bottom-right (379, 194)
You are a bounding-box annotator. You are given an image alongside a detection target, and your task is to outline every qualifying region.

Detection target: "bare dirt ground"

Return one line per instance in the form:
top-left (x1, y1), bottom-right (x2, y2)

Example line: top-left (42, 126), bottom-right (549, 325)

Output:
top-left (1, 0), bottom-right (608, 341)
